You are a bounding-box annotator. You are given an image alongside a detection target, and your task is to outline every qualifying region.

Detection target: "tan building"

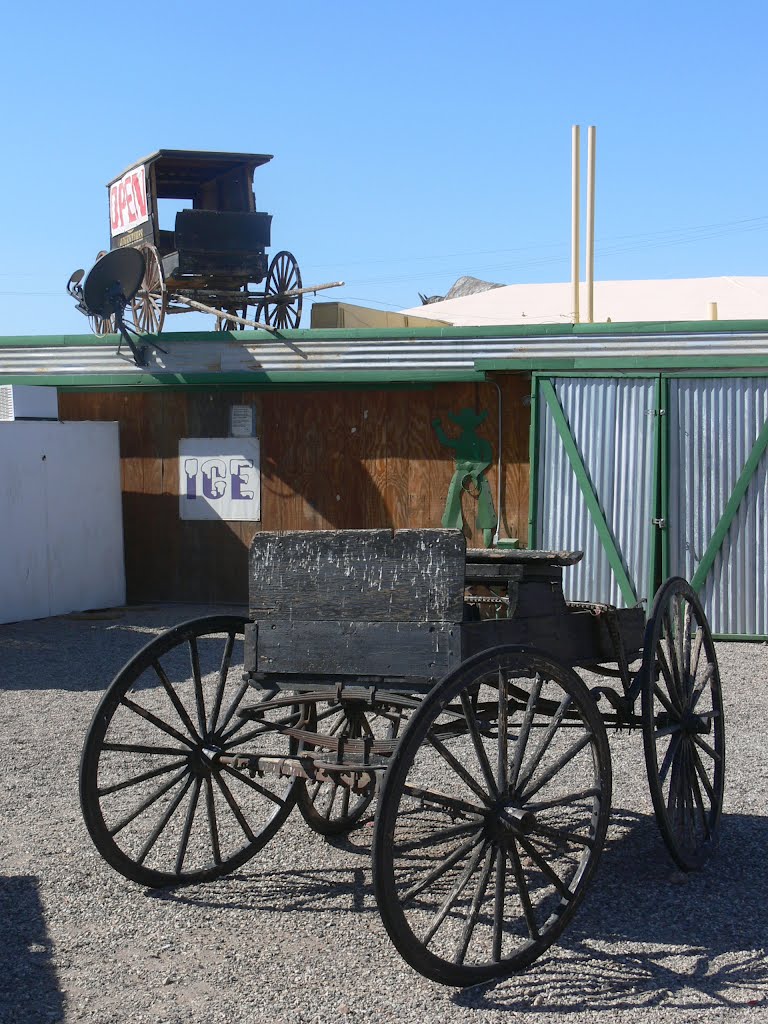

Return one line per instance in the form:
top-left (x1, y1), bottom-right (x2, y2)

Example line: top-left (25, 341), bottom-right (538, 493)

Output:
top-left (401, 276), bottom-right (768, 326)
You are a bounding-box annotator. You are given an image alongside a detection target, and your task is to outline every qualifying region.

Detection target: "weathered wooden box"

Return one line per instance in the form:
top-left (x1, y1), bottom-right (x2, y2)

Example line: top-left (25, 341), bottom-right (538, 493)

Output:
top-left (248, 529), bottom-right (465, 686)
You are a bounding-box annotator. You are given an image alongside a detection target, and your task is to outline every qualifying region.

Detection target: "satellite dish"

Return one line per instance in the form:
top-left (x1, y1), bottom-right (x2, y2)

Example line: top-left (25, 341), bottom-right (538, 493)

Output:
top-left (82, 248), bottom-right (145, 319)
top-left (78, 248), bottom-right (149, 367)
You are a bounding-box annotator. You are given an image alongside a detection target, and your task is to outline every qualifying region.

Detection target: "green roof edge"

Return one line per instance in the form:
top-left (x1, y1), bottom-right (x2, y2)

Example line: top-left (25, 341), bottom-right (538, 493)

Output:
top-left (3, 317), bottom-right (768, 349)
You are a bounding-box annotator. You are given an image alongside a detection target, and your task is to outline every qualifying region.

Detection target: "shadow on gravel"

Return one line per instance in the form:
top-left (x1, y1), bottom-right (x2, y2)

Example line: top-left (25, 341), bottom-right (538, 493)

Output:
top-left (453, 807), bottom-right (768, 1013)
top-left (142, 807), bottom-right (768, 1013)
top-left (0, 607), bottom-right (245, 692)
top-left (0, 875), bottom-right (65, 1024)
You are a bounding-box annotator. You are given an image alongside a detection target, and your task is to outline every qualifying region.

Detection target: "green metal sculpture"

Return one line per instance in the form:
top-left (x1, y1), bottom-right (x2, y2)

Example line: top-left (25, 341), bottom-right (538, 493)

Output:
top-left (433, 408), bottom-right (498, 547)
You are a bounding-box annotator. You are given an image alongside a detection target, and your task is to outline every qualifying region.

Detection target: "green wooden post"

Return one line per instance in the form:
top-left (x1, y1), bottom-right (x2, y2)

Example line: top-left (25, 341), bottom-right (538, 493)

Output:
top-left (527, 375), bottom-right (540, 548)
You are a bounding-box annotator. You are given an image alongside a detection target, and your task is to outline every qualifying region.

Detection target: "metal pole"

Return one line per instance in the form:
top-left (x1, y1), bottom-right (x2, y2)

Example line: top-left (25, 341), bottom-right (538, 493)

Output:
top-left (571, 125), bottom-right (581, 324)
top-left (586, 126), bottom-right (596, 323)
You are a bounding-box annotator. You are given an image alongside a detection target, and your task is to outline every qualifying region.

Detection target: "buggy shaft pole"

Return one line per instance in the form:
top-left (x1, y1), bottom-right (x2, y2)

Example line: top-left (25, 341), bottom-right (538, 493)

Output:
top-left (168, 295), bottom-right (279, 333)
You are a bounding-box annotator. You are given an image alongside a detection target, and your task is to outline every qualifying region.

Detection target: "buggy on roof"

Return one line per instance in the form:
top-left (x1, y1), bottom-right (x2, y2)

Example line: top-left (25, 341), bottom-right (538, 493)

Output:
top-left (70, 149), bottom-right (333, 336)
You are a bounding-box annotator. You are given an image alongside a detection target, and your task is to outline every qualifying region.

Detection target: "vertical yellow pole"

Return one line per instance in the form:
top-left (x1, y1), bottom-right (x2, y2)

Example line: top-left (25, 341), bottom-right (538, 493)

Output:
top-left (571, 125), bottom-right (581, 324)
top-left (586, 126), bottom-right (596, 323)
top-left (709, 301), bottom-right (718, 320)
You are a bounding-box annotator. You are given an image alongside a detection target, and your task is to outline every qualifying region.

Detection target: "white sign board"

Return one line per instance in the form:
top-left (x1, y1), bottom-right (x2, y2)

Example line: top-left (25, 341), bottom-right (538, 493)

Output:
top-left (179, 438), bottom-right (260, 521)
top-left (110, 164), bottom-right (149, 237)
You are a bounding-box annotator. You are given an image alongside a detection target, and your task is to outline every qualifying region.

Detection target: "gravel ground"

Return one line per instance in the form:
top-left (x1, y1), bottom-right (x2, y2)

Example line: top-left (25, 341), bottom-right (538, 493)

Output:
top-left (1, 604), bottom-right (767, 1024)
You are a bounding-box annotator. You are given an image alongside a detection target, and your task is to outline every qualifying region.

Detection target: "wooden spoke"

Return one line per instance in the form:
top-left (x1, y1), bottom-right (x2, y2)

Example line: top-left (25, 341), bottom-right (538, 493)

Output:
top-left (205, 775), bottom-right (222, 866)
top-left (152, 660), bottom-right (200, 740)
top-left (454, 845), bottom-right (494, 965)
top-left (189, 637), bottom-right (207, 737)
top-left (497, 668), bottom-right (509, 796)
top-left (459, 691), bottom-right (499, 800)
top-left (119, 696), bottom-right (196, 749)
top-left (519, 733), bottom-right (593, 802)
top-left (508, 839), bottom-right (541, 939)
top-left (400, 831), bottom-right (484, 904)
top-left (175, 777), bottom-right (202, 875)
top-left (206, 630), bottom-right (236, 733)
top-left (509, 674), bottom-right (543, 788)
top-left (515, 691), bottom-right (573, 796)
top-left (422, 840), bottom-right (488, 947)
top-left (108, 766), bottom-right (190, 837)
top-left (98, 757), bottom-right (188, 797)
top-left (135, 777), bottom-right (193, 864)
top-left (427, 732), bottom-right (494, 806)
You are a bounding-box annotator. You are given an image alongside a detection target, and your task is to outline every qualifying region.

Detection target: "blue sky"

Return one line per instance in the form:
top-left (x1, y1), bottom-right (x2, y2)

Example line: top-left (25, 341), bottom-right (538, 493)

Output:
top-left (1, 0), bottom-right (766, 334)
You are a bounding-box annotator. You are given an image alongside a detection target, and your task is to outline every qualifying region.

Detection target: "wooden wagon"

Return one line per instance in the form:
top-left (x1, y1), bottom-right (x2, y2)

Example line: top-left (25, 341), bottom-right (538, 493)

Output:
top-left (80, 529), bottom-right (724, 985)
top-left (68, 150), bottom-right (340, 337)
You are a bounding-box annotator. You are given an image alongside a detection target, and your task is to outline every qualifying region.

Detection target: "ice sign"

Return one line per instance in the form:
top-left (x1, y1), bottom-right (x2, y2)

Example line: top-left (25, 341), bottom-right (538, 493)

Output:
top-left (179, 438), bottom-right (260, 521)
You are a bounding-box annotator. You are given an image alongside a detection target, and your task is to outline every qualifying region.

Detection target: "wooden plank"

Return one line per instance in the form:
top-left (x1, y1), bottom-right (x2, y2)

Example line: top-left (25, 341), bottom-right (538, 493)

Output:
top-left (249, 528), bottom-right (465, 622)
top-left (257, 619), bottom-right (461, 680)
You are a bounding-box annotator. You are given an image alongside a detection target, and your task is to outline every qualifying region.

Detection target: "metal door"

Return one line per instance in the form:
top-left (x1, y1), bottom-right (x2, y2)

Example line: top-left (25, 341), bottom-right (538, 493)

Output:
top-left (666, 377), bottom-right (768, 637)
top-left (531, 375), bottom-right (660, 607)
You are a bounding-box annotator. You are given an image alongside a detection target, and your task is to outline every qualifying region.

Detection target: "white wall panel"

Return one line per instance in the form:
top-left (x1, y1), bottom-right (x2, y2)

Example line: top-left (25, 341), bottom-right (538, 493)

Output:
top-left (0, 422), bottom-right (125, 623)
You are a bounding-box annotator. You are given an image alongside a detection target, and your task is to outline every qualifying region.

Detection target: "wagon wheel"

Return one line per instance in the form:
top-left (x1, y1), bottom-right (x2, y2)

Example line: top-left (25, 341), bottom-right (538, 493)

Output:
top-left (373, 647), bottom-right (611, 985)
top-left (87, 252), bottom-right (115, 335)
top-left (258, 250), bottom-right (302, 329)
top-left (640, 578), bottom-right (725, 871)
top-left (80, 616), bottom-right (299, 888)
top-left (296, 698), bottom-right (407, 836)
top-left (88, 313), bottom-right (115, 336)
top-left (215, 287), bottom-right (249, 331)
top-left (215, 308), bottom-right (247, 331)
top-left (129, 244), bottom-right (167, 334)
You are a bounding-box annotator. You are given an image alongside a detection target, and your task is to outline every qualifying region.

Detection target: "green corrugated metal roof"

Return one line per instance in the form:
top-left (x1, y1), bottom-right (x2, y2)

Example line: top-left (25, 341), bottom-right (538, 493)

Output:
top-left (3, 320), bottom-right (768, 390)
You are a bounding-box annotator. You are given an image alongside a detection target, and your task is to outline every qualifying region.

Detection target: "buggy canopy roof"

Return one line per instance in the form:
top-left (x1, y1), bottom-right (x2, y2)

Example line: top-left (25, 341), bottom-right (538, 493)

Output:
top-left (107, 150), bottom-right (274, 199)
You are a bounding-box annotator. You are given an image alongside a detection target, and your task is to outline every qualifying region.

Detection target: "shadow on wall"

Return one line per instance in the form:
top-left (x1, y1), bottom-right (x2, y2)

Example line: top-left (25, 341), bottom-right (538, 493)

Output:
top-left (0, 875), bottom-right (64, 1023)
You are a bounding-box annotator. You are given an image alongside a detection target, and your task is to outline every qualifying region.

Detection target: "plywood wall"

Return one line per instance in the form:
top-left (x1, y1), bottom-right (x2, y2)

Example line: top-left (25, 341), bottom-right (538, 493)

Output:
top-left (58, 377), bottom-right (531, 603)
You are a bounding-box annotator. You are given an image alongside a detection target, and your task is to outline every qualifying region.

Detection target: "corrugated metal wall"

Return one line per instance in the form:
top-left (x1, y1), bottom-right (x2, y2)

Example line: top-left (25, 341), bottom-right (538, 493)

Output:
top-left (668, 377), bottom-right (768, 635)
top-left (536, 377), bottom-right (657, 607)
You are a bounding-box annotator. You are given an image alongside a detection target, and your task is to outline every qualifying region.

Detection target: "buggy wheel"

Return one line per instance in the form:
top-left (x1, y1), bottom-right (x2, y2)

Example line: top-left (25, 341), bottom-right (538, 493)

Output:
top-left (641, 578), bottom-right (725, 871)
top-left (215, 288), bottom-right (248, 331)
top-left (80, 616), bottom-right (298, 888)
top-left (373, 647), bottom-right (611, 985)
top-left (88, 314), bottom-right (115, 336)
top-left (296, 698), bottom-right (406, 836)
top-left (129, 244), bottom-right (167, 334)
top-left (258, 251), bottom-right (302, 329)
top-left (87, 252), bottom-right (114, 334)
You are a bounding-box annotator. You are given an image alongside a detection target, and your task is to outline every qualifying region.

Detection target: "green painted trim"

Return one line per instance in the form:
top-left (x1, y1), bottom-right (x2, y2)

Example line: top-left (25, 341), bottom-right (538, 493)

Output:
top-left (527, 378), bottom-right (539, 548)
top-left (648, 376), bottom-right (662, 600)
top-left (539, 379), bottom-right (638, 605)
top-left (713, 633), bottom-right (768, 643)
top-left (5, 318), bottom-right (768, 349)
top-left (0, 369), bottom-right (486, 389)
top-left (659, 377), bottom-right (670, 585)
top-left (477, 355), bottom-right (768, 372)
top-left (690, 414), bottom-right (768, 593)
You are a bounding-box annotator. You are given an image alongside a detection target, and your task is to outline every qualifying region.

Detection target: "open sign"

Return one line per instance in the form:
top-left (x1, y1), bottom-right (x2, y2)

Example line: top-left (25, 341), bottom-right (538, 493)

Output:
top-left (110, 165), bottom-right (149, 237)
